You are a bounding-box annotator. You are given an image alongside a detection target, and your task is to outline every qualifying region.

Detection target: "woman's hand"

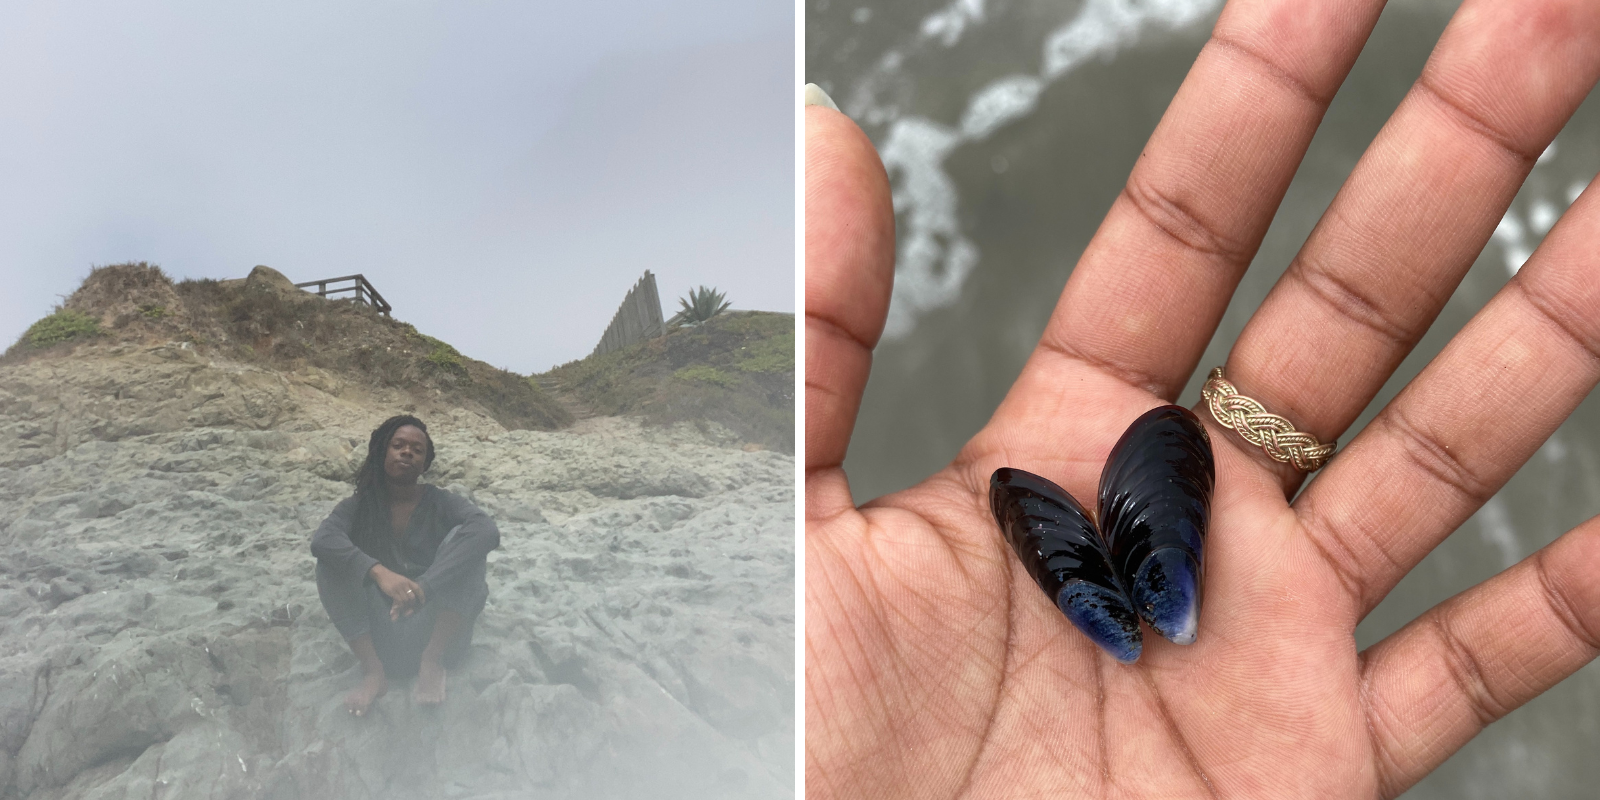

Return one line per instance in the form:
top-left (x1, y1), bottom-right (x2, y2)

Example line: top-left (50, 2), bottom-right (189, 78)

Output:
top-left (370, 564), bottom-right (425, 621)
top-left (805, 0), bottom-right (1600, 797)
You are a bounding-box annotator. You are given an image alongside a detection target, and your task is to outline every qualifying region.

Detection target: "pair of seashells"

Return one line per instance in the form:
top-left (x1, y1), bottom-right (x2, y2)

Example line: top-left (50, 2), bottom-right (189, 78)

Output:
top-left (991, 405), bottom-right (1215, 663)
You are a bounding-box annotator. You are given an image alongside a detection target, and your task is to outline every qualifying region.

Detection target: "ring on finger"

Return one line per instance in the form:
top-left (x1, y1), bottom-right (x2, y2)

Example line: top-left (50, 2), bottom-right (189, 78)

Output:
top-left (1201, 366), bottom-right (1336, 472)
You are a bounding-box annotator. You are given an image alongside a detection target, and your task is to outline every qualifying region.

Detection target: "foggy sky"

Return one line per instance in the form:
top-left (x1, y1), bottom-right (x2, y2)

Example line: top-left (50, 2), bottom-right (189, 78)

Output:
top-left (0, 1), bottom-right (794, 373)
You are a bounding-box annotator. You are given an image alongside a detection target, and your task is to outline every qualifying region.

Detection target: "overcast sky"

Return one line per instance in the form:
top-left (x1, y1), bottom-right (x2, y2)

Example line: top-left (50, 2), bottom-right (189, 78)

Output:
top-left (0, 1), bottom-right (794, 373)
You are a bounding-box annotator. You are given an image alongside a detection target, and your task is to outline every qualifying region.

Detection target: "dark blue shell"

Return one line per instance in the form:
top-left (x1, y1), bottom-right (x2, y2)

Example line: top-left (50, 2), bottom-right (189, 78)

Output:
top-left (990, 405), bottom-right (1214, 661)
top-left (1099, 406), bottom-right (1213, 644)
top-left (991, 468), bottom-right (1142, 662)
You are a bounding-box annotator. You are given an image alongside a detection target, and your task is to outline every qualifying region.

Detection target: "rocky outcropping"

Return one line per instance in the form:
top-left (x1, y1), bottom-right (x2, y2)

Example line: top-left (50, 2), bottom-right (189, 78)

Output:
top-left (4, 263), bottom-right (573, 434)
top-left (0, 348), bottom-right (794, 799)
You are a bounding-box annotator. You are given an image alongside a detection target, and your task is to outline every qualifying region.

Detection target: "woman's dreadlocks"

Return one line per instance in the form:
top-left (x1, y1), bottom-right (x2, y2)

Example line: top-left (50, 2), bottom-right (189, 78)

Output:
top-left (348, 414), bottom-right (435, 570)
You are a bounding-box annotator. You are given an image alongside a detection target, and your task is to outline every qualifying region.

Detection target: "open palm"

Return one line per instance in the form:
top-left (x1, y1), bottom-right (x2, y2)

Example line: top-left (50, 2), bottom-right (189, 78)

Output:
top-left (805, 0), bottom-right (1600, 797)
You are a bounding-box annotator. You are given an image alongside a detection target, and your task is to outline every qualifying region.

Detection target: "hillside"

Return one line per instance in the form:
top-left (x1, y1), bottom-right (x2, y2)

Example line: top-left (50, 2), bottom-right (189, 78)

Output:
top-left (7, 264), bottom-right (797, 455)
top-left (0, 264), bottom-right (795, 799)
top-left (538, 311), bottom-right (795, 454)
top-left (3, 263), bottom-right (571, 433)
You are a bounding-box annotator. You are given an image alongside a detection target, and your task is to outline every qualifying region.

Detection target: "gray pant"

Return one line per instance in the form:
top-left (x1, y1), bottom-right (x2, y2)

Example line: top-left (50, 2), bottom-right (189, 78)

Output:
top-left (315, 528), bottom-right (489, 678)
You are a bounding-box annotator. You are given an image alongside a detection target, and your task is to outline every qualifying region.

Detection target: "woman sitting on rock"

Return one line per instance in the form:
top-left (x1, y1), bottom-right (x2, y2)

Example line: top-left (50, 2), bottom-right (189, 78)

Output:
top-left (311, 415), bottom-right (498, 716)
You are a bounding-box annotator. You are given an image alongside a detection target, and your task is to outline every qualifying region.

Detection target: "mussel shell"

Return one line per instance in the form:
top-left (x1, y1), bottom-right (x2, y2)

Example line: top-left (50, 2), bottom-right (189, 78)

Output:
top-left (1097, 405), bottom-right (1214, 641)
top-left (991, 467), bottom-right (1142, 662)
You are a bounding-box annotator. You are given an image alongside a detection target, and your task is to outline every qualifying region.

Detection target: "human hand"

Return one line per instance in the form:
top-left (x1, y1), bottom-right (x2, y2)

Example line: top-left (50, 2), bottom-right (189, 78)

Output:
top-left (805, 0), bottom-right (1600, 797)
top-left (370, 564), bottom-right (425, 620)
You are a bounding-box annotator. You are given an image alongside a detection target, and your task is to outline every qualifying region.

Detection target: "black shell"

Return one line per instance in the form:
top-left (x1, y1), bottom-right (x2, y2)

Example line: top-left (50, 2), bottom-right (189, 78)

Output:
top-left (1097, 406), bottom-right (1214, 600)
top-left (989, 404), bottom-right (1214, 661)
top-left (991, 468), bottom-right (1123, 601)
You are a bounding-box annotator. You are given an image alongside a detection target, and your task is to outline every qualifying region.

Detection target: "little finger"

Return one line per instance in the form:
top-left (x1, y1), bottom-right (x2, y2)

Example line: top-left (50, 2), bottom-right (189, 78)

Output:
top-left (1361, 515), bottom-right (1600, 796)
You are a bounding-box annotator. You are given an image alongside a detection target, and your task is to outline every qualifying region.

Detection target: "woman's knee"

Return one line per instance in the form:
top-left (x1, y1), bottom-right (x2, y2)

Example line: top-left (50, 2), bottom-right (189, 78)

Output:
top-left (316, 561), bottom-right (375, 640)
top-left (429, 584), bottom-right (488, 620)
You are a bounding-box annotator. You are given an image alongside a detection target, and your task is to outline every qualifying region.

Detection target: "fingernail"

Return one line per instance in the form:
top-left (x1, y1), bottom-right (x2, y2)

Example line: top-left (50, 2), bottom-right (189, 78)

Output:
top-left (1056, 580), bottom-right (1142, 663)
top-left (804, 83), bottom-right (839, 112)
top-left (1133, 548), bottom-right (1201, 645)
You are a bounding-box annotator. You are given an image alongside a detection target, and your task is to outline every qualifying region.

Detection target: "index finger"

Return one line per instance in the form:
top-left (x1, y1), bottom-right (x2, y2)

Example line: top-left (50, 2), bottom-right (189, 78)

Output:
top-left (1034, 0), bottom-right (1389, 400)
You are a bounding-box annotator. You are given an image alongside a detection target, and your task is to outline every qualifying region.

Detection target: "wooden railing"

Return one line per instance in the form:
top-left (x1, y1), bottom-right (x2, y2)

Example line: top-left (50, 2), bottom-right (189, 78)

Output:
top-left (293, 274), bottom-right (392, 316)
top-left (591, 270), bottom-right (665, 357)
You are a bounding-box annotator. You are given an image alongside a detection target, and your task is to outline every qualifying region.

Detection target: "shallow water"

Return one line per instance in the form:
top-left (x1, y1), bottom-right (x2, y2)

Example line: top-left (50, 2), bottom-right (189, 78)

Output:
top-left (808, 0), bottom-right (1600, 795)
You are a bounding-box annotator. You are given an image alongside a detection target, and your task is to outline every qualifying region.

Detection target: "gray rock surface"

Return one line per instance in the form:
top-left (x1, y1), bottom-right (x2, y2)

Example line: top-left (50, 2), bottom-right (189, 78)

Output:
top-left (0, 350), bottom-right (794, 799)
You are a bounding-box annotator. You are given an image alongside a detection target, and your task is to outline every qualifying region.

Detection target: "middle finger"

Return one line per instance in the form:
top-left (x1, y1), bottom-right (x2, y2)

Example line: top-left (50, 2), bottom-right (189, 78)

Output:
top-left (1214, 0), bottom-right (1600, 491)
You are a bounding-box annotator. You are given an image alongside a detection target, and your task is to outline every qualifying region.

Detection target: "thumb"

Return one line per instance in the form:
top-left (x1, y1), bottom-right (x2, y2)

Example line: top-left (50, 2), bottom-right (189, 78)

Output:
top-left (805, 90), bottom-right (894, 518)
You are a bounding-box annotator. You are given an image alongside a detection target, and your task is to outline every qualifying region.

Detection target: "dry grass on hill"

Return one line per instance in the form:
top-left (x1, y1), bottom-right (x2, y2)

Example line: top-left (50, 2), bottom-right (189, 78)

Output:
top-left (4, 262), bottom-right (572, 432)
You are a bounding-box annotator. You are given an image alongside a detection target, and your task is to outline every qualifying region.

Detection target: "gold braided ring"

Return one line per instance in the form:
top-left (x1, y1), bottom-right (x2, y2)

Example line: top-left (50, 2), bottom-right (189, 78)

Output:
top-left (1201, 367), bottom-right (1336, 472)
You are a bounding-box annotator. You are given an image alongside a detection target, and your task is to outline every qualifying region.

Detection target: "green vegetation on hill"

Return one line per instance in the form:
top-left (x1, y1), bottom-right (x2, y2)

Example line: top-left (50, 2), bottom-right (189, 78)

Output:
top-left (2, 262), bottom-right (571, 432)
top-left (539, 311), bottom-right (795, 453)
top-left (21, 309), bottom-right (102, 347)
top-left (6, 262), bottom-right (794, 448)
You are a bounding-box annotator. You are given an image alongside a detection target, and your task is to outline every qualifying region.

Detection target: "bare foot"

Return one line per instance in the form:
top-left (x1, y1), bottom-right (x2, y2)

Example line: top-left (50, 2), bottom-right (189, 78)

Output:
top-left (344, 670), bottom-right (388, 717)
top-left (414, 659), bottom-right (446, 706)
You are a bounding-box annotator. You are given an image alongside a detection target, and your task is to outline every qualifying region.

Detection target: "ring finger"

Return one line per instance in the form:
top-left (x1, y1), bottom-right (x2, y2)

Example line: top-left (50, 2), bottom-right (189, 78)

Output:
top-left (1212, 0), bottom-right (1600, 491)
